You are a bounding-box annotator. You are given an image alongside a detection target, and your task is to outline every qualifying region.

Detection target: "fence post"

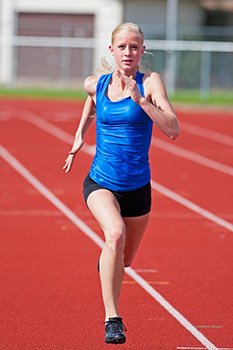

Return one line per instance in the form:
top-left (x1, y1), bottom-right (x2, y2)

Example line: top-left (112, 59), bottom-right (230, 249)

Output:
top-left (200, 50), bottom-right (211, 99)
top-left (0, 0), bottom-right (15, 87)
top-left (165, 0), bottom-right (178, 95)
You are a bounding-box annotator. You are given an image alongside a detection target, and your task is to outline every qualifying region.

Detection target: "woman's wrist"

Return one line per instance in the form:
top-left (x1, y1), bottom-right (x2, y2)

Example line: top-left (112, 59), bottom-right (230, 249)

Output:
top-left (68, 150), bottom-right (77, 156)
top-left (137, 96), bottom-right (147, 106)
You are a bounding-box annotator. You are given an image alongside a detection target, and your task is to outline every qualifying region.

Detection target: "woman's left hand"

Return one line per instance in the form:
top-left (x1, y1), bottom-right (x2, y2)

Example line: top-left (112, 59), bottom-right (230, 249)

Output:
top-left (116, 70), bottom-right (144, 104)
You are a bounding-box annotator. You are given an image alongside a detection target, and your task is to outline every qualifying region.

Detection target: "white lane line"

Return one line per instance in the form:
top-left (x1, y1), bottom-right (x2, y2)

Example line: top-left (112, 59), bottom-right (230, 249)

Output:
top-left (18, 111), bottom-right (95, 155)
top-left (4, 108), bottom-right (233, 233)
top-left (179, 120), bottom-right (233, 146)
top-left (126, 267), bottom-right (218, 350)
top-left (0, 144), bottom-right (218, 350)
top-left (4, 106), bottom-right (233, 177)
top-left (151, 180), bottom-right (233, 233)
top-left (0, 107), bottom-right (95, 155)
top-left (152, 138), bottom-right (233, 177)
top-left (0, 144), bottom-right (104, 250)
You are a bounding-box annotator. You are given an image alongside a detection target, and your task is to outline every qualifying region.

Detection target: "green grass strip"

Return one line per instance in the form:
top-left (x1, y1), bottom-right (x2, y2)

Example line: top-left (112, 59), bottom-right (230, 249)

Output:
top-left (0, 87), bottom-right (87, 100)
top-left (0, 87), bottom-right (232, 106)
top-left (170, 89), bottom-right (233, 106)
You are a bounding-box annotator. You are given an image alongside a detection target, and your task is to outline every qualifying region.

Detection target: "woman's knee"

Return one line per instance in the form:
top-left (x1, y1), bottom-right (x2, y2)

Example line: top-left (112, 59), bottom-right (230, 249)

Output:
top-left (105, 224), bottom-right (126, 253)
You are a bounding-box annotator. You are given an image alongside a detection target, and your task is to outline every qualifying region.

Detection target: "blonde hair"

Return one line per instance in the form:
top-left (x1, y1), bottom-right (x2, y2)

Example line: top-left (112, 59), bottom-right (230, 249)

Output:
top-left (96, 22), bottom-right (150, 75)
top-left (111, 22), bottom-right (144, 45)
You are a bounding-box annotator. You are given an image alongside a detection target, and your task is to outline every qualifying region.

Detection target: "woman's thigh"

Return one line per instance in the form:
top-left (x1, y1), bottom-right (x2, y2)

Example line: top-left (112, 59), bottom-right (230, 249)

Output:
top-left (87, 189), bottom-right (125, 238)
top-left (87, 189), bottom-right (150, 261)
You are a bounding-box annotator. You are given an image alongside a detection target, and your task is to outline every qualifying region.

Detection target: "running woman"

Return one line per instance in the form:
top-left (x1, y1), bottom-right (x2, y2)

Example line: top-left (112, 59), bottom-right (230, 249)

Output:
top-left (63, 22), bottom-right (180, 344)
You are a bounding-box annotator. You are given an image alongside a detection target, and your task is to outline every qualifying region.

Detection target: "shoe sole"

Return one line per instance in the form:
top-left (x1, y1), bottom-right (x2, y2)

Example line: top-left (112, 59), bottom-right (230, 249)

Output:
top-left (105, 336), bottom-right (126, 344)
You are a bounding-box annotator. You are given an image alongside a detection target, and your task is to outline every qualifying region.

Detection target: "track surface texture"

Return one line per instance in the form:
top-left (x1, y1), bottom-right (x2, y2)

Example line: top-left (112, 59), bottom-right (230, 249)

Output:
top-left (0, 98), bottom-right (233, 350)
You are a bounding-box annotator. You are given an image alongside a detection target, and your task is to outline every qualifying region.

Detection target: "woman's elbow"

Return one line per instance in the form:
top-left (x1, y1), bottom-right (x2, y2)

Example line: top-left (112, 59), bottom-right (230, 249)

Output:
top-left (169, 123), bottom-right (180, 140)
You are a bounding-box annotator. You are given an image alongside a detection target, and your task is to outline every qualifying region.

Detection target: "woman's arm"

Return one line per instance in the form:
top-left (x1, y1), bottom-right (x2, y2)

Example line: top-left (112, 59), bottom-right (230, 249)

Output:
top-left (70, 95), bottom-right (96, 153)
top-left (63, 95), bottom-right (96, 173)
top-left (117, 70), bottom-right (180, 140)
top-left (141, 72), bottom-right (180, 140)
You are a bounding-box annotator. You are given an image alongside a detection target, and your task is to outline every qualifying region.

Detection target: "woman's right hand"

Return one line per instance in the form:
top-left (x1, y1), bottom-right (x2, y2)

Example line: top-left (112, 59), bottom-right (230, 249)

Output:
top-left (63, 139), bottom-right (84, 173)
top-left (63, 153), bottom-right (76, 173)
top-left (62, 152), bottom-right (77, 174)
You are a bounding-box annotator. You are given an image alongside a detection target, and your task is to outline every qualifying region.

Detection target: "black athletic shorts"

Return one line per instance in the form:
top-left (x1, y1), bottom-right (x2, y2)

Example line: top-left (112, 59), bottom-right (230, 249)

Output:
top-left (83, 173), bottom-right (151, 217)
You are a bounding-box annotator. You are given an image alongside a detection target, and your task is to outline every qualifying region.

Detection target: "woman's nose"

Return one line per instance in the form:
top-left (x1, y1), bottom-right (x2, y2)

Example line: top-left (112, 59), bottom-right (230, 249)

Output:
top-left (124, 46), bottom-right (131, 55)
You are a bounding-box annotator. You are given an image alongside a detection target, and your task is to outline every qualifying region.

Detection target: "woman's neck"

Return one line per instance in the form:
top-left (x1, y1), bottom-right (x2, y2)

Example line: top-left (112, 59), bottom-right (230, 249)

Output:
top-left (114, 68), bottom-right (137, 79)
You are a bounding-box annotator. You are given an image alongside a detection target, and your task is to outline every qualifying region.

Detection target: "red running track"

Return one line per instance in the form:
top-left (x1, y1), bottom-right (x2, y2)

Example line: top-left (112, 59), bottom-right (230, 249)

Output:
top-left (0, 98), bottom-right (233, 350)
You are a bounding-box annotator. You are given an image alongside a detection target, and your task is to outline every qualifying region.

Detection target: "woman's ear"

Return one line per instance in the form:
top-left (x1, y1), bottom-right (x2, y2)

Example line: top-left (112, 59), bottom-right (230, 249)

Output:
top-left (141, 45), bottom-right (146, 57)
top-left (109, 45), bottom-right (114, 56)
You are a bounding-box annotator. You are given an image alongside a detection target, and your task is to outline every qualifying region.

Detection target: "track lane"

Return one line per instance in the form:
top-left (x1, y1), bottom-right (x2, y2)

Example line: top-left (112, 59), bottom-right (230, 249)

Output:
top-left (0, 143), bottom-right (219, 350)
top-left (174, 107), bottom-right (233, 137)
top-left (1, 104), bottom-right (232, 223)
top-left (1, 99), bottom-right (233, 349)
top-left (0, 155), bottom-right (104, 349)
top-left (179, 120), bottom-right (233, 147)
top-left (151, 137), bottom-right (233, 176)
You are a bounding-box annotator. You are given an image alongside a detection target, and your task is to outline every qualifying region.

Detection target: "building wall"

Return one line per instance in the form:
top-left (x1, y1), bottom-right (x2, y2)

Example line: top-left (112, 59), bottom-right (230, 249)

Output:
top-left (16, 13), bottom-right (95, 83)
top-left (0, 0), bottom-right (219, 87)
top-left (16, 0), bottom-right (124, 63)
top-left (0, 0), bottom-right (123, 86)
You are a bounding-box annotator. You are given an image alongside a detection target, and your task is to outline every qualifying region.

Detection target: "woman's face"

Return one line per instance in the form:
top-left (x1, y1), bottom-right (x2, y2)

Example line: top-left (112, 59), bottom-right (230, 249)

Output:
top-left (109, 30), bottom-right (145, 74)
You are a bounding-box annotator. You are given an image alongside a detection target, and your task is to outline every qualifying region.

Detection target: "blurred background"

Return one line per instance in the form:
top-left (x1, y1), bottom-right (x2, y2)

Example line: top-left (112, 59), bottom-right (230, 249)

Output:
top-left (0, 0), bottom-right (233, 100)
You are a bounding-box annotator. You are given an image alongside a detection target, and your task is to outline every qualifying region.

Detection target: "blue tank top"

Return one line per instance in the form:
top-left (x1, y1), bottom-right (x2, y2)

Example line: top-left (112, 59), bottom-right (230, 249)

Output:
top-left (89, 71), bottom-right (153, 191)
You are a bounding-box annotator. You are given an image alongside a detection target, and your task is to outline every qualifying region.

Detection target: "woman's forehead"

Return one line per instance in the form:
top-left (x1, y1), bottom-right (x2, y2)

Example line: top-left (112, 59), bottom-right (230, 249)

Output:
top-left (113, 30), bottom-right (143, 43)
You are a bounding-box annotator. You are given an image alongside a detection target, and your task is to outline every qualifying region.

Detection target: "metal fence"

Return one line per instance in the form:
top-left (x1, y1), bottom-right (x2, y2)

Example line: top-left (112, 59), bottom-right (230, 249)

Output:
top-left (1, 36), bottom-right (233, 97)
top-left (144, 39), bottom-right (233, 97)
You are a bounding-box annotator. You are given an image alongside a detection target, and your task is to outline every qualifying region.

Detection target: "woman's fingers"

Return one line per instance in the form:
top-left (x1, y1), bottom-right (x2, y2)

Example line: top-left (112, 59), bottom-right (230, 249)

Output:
top-left (63, 155), bottom-right (74, 173)
top-left (116, 70), bottom-right (142, 103)
top-left (117, 70), bottom-right (133, 87)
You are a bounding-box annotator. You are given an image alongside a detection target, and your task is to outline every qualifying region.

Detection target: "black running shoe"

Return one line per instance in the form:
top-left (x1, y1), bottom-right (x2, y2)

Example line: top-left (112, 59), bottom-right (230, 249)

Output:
top-left (104, 317), bottom-right (127, 344)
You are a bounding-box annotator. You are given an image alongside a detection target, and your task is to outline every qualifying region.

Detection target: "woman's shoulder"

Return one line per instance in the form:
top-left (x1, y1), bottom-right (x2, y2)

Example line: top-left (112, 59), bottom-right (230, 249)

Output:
top-left (143, 71), bottom-right (163, 85)
top-left (84, 73), bottom-right (112, 96)
top-left (84, 75), bottom-right (100, 96)
top-left (143, 72), bottom-right (167, 97)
